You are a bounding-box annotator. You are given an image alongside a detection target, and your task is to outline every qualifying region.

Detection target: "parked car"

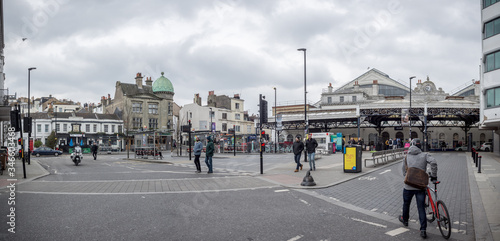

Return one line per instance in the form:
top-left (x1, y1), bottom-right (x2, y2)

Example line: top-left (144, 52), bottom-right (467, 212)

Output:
top-left (32, 147), bottom-right (63, 157)
top-left (480, 142), bottom-right (492, 152)
top-left (455, 145), bottom-right (478, 151)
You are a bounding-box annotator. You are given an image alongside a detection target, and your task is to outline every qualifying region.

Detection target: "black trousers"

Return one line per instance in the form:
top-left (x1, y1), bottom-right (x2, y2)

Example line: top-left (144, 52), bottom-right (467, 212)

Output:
top-left (194, 155), bottom-right (201, 171)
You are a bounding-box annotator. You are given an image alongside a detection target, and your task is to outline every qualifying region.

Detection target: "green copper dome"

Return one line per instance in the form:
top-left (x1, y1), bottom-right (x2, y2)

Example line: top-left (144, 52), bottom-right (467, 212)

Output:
top-left (152, 72), bottom-right (174, 93)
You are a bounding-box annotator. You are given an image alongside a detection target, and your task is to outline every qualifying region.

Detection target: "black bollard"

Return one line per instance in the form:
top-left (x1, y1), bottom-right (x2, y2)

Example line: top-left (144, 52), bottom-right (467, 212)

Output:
top-left (478, 156), bottom-right (482, 173)
top-left (475, 152), bottom-right (479, 167)
top-left (301, 170), bottom-right (316, 186)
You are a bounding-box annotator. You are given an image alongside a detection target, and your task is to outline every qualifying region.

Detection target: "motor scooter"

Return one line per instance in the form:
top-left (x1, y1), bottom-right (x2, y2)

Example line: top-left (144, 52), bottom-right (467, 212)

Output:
top-left (71, 146), bottom-right (83, 166)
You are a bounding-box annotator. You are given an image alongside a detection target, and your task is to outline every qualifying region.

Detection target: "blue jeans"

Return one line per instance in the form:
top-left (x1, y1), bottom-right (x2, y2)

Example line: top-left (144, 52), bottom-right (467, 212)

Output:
top-left (294, 153), bottom-right (302, 170)
top-left (402, 189), bottom-right (427, 231)
top-left (308, 152), bottom-right (315, 170)
top-left (205, 155), bottom-right (213, 173)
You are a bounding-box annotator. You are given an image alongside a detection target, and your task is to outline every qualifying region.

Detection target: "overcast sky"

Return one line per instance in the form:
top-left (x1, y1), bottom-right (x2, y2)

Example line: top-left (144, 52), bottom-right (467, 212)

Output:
top-left (3, 0), bottom-right (481, 115)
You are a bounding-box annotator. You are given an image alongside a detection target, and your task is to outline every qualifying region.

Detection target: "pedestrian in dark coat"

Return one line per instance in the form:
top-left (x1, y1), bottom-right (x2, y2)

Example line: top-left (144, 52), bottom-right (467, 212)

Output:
top-left (91, 143), bottom-right (98, 160)
top-left (205, 136), bottom-right (215, 173)
top-left (292, 136), bottom-right (304, 172)
top-left (305, 134), bottom-right (318, 171)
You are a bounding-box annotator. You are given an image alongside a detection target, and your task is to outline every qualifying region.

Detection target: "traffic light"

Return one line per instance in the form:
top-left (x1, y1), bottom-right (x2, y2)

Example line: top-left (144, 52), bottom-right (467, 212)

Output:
top-left (18, 138), bottom-right (23, 146)
top-left (259, 95), bottom-right (268, 124)
top-left (19, 149), bottom-right (23, 158)
top-left (261, 130), bottom-right (265, 135)
top-left (10, 110), bottom-right (21, 132)
top-left (23, 117), bottom-right (32, 133)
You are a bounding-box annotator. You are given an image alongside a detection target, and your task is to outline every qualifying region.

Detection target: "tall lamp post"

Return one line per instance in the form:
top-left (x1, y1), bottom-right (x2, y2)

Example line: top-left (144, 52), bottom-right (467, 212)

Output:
top-left (273, 87), bottom-right (277, 153)
top-left (298, 48), bottom-right (307, 162)
top-left (27, 67), bottom-right (36, 165)
top-left (409, 76), bottom-right (416, 141)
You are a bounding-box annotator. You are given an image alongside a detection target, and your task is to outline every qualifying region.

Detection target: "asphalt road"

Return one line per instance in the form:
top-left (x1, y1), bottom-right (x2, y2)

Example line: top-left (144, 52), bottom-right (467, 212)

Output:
top-left (0, 152), bottom-right (474, 240)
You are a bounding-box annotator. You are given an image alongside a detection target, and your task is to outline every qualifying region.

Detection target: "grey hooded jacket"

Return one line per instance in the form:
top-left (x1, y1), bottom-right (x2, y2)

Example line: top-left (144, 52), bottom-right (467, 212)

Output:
top-left (402, 146), bottom-right (438, 190)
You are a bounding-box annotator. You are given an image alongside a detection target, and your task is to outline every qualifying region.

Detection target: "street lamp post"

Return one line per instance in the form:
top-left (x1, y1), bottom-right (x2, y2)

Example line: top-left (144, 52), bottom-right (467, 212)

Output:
top-left (409, 76), bottom-right (416, 141)
top-left (273, 87), bottom-right (277, 153)
top-left (27, 67), bottom-right (36, 165)
top-left (298, 48), bottom-right (307, 162)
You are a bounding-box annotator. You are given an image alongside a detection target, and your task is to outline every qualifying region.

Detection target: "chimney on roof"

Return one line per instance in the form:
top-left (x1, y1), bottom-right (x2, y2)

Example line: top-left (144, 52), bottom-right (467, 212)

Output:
top-left (354, 81), bottom-right (359, 91)
top-left (328, 83), bottom-right (333, 92)
top-left (145, 77), bottom-right (153, 86)
top-left (194, 93), bottom-right (202, 106)
top-left (234, 94), bottom-right (240, 99)
top-left (372, 80), bottom-right (379, 95)
top-left (135, 72), bottom-right (143, 89)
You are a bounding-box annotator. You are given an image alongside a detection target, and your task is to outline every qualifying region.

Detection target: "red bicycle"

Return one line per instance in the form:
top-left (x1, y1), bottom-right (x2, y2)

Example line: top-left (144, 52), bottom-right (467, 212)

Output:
top-left (425, 178), bottom-right (452, 239)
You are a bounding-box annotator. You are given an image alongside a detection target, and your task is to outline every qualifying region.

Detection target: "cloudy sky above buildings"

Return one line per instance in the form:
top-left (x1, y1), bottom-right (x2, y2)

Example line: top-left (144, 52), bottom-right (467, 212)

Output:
top-left (4, 0), bottom-right (481, 114)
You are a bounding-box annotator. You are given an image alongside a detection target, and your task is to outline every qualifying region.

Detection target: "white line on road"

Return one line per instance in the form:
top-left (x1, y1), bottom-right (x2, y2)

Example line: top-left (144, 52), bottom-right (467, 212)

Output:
top-left (300, 199), bottom-right (309, 205)
top-left (370, 208), bottom-right (378, 212)
top-left (274, 189), bottom-right (289, 193)
top-left (287, 235), bottom-right (303, 241)
top-left (385, 227), bottom-right (409, 236)
top-left (379, 170), bottom-right (391, 175)
top-left (350, 218), bottom-right (387, 228)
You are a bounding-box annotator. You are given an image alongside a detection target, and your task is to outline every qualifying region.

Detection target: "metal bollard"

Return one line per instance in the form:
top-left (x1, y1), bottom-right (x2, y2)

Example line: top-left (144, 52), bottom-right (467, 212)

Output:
top-left (478, 156), bottom-right (482, 173)
top-left (475, 152), bottom-right (479, 165)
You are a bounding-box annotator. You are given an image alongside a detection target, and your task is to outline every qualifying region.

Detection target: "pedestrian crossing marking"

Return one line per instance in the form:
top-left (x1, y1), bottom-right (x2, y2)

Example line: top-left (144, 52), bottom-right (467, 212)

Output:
top-left (385, 227), bottom-right (409, 236)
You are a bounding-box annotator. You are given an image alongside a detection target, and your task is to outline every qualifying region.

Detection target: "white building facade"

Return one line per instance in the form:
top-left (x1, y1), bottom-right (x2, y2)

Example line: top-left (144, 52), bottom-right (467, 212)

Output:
top-left (480, 0), bottom-right (500, 154)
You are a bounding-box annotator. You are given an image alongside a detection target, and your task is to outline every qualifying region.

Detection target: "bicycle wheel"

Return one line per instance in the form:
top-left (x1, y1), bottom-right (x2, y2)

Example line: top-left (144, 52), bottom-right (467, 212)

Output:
top-left (437, 200), bottom-right (452, 239)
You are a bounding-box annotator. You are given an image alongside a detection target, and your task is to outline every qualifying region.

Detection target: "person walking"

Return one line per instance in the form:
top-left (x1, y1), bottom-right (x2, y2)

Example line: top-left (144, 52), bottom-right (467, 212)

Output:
top-left (306, 134), bottom-right (318, 171)
top-left (91, 142), bottom-right (98, 160)
top-left (389, 138), bottom-right (394, 149)
top-left (292, 136), bottom-right (304, 172)
top-left (193, 137), bottom-right (203, 173)
top-left (205, 136), bottom-right (215, 173)
top-left (399, 138), bottom-right (438, 239)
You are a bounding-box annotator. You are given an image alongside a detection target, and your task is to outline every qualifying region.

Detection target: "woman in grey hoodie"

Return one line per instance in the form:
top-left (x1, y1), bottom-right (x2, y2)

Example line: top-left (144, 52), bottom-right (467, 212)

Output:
top-left (193, 137), bottom-right (203, 173)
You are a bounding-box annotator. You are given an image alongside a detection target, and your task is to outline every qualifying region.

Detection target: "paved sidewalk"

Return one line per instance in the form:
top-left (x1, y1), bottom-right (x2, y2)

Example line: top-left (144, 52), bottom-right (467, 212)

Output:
top-left (468, 151), bottom-right (500, 241)
top-left (0, 157), bottom-right (50, 190)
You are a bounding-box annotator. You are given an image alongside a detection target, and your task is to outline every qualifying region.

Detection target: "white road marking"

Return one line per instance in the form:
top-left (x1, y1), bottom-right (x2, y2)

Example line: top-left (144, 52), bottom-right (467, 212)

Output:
top-left (358, 176), bottom-right (377, 181)
top-left (300, 199), bottom-right (309, 205)
top-left (370, 208), bottom-right (378, 212)
top-left (379, 170), bottom-right (391, 175)
top-left (287, 235), bottom-right (303, 241)
top-left (350, 218), bottom-right (387, 228)
top-left (274, 189), bottom-right (290, 193)
top-left (385, 227), bottom-right (409, 236)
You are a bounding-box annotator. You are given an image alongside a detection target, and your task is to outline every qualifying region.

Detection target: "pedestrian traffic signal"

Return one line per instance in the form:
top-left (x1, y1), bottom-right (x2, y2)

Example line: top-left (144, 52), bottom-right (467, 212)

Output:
top-left (261, 142), bottom-right (265, 147)
top-left (19, 149), bottom-right (23, 158)
top-left (261, 130), bottom-right (265, 135)
top-left (18, 138), bottom-right (23, 145)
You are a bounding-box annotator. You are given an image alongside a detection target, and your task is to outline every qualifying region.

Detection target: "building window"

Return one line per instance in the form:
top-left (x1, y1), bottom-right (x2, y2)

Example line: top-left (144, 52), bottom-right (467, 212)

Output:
top-left (484, 0), bottom-right (500, 8)
top-left (190, 112), bottom-right (193, 119)
top-left (167, 120), bottom-right (171, 130)
top-left (235, 125), bottom-right (240, 132)
top-left (235, 113), bottom-right (241, 120)
top-left (104, 125), bottom-right (109, 132)
top-left (133, 118), bottom-right (142, 129)
top-left (112, 125), bottom-right (115, 133)
top-left (118, 125), bottom-right (122, 133)
top-left (168, 102), bottom-right (173, 116)
top-left (63, 124), bottom-right (68, 132)
top-left (149, 118), bottom-right (158, 129)
top-left (222, 113), bottom-right (227, 119)
top-left (352, 96), bottom-right (357, 102)
top-left (45, 124), bottom-right (49, 132)
top-left (247, 125), bottom-right (251, 133)
top-left (93, 124), bottom-right (97, 132)
top-left (327, 97), bottom-right (332, 104)
top-left (85, 124), bottom-right (90, 132)
top-left (210, 111), bottom-right (215, 119)
top-left (132, 102), bottom-right (142, 113)
top-left (235, 103), bottom-right (240, 110)
top-left (148, 103), bottom-right (158, 114)
top-left (56, 124), bottom-right (60, 132)
top-left (340, 96), bottom-right (344, 102)
top-left (37, 124), bottom-right (41, 133)
top-left (222, 123), bottom-right (227, 131)
top-left (486, 87), bottom-right (500, 108)
top-left (485, 50), bottom-right (500, 72)
top-left (484, 17), bottom-right (500, 39)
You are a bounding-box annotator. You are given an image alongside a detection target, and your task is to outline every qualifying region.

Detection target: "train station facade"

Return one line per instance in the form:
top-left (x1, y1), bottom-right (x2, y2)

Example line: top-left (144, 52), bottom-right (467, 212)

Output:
top-left (270, 69), bottom-right (491, 151)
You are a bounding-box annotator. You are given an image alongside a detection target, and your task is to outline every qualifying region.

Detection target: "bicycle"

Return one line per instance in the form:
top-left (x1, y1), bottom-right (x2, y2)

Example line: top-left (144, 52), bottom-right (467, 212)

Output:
top-left (425, 178), bottom-right (452, 239)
